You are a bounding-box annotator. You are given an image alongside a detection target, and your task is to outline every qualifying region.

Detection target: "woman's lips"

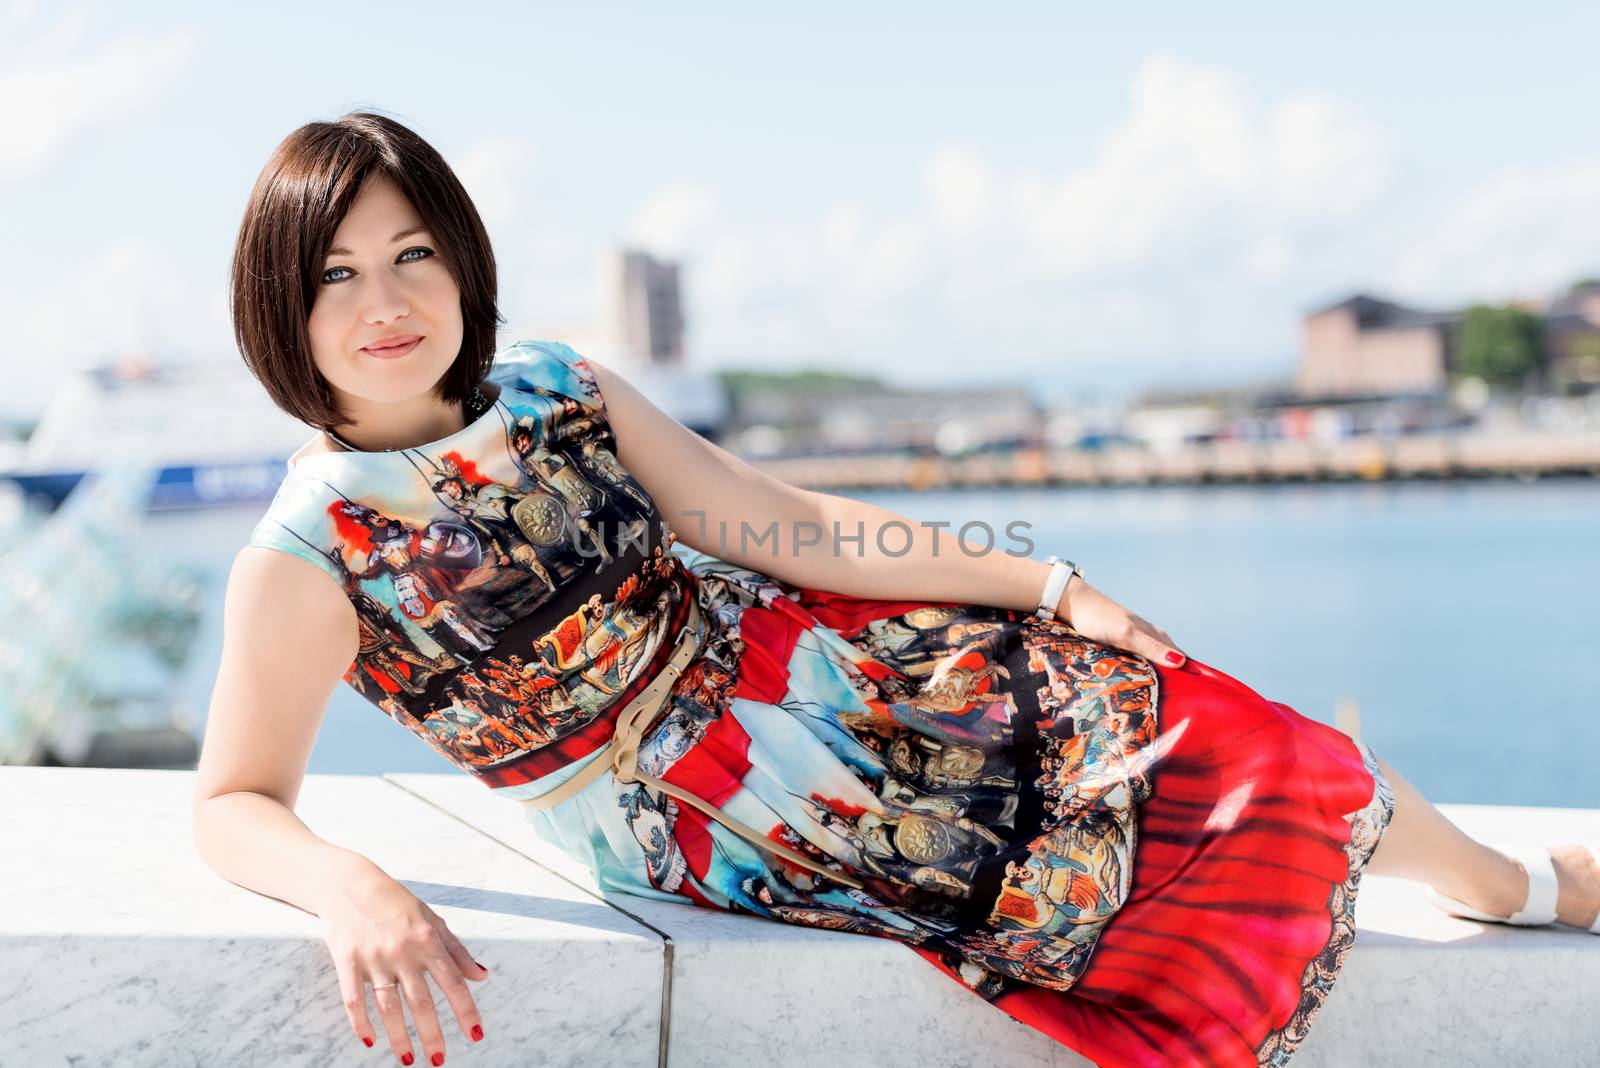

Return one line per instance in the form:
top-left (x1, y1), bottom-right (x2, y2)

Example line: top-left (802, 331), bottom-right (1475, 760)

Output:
top-left (363, 335), bottom-right (423, 358)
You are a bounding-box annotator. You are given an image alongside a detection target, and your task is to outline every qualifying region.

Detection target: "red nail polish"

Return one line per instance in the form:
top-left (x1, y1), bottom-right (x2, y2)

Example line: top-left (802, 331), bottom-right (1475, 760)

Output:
top-left (471, 1024), bottom-right (484, 1042)
top-left (432, 1054), bottom-right (445, 1067)
top-left (363, 1036), bottom-right (374, 1047)
top-left (475, 960), bottom-right (489, 972)
top-left (1165, 651), bottom-right (1183, 665)
top-left (401, 1055), bottom-right (414, 1066)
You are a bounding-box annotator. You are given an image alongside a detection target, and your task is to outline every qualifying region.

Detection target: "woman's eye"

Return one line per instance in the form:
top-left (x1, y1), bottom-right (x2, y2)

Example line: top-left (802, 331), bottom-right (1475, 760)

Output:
top-left (321, 246), bottom-right (434, 285)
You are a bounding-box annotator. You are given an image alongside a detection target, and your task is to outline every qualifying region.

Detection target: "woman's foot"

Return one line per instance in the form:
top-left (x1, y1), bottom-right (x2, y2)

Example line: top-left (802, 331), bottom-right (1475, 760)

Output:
top-left (1433, 843), bottom-right (1600, 929)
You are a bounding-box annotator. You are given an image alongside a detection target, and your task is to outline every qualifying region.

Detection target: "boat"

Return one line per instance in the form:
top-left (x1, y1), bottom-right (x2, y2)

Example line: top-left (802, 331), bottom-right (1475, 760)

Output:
top-left (2, 356), bottom-right (315, 512)
top-left (3, 349), bottom-right (732, 513)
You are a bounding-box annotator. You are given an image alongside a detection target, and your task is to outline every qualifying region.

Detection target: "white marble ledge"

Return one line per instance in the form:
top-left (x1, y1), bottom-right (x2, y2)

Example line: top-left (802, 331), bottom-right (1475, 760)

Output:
top-left (388, 773), bottom-right (1600, 1068)
top-left (0, 767), bottom-right (664, 1068)
top-left (388, 772), bottom-right (1095, 1068)
top-left (1293, 803), bottom-right (1600, 1067)
top-left (5, 765), bottom-right (1598, 1068)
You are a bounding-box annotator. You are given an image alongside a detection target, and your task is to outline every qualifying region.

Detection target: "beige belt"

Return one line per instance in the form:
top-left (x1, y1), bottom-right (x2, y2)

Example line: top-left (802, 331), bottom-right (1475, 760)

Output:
top-left (515, 596), bottom-right (865, 892)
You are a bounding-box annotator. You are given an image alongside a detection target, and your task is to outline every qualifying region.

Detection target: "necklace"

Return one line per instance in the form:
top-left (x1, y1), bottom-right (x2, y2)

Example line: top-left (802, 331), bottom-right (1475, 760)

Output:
top-left (324, 385), bottom-right (492, 454)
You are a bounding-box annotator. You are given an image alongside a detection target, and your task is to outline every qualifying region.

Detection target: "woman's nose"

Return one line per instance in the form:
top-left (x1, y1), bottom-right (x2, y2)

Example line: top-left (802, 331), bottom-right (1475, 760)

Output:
top-left (360, 273), bottom-right (410, 324)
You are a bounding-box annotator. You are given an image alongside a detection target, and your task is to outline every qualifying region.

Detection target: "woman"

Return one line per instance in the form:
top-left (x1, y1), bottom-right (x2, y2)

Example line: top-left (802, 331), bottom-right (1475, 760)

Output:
top-left (193, 110), bottom-right (1600, 1068)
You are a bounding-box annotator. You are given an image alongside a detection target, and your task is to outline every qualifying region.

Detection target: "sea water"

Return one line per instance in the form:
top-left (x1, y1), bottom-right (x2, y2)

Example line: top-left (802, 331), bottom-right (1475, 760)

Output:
top-left (159, 478), bottom-right (1600, 808)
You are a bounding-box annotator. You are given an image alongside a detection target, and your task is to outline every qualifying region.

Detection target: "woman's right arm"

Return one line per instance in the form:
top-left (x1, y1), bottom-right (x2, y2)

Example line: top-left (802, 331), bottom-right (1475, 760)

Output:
top-left (191, 546), bottom-right (488, 1064)
top-left (190, 545), bottom-right (369, 912)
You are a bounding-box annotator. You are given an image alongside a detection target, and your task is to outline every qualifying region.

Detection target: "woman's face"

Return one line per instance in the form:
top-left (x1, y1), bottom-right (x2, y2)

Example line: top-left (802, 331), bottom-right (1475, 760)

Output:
top-left (308, 171), bottom-right (465, 417)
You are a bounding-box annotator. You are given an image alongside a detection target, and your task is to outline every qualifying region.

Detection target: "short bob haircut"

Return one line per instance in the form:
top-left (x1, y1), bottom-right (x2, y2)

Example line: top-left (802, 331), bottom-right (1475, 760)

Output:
top-left (230, 109), bottom-right (505, 432)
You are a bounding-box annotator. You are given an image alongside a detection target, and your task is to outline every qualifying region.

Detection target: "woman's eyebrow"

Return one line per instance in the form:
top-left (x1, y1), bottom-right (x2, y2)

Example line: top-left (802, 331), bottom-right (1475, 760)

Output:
top-left (326, 224), bottom-right (430, 257)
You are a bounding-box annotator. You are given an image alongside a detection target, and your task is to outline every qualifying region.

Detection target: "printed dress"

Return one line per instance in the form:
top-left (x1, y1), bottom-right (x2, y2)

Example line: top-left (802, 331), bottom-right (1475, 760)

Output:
top-left (249, 339), bottom-right (1396, 1068)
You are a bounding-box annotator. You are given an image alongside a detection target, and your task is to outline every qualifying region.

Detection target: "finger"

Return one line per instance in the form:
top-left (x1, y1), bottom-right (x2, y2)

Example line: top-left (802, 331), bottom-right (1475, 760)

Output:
top-left (425, 948), bottom-right (487, 1046)
top-left (425, 907), bottom-right (490, 983)
top-left (398, 964), bottom-right (448, 1067)
top-left (1129, 618), bottom-right (1185, 667)
top-left (332, 956), bottom-right (378, 1051)
top-left (369, 976), bottom-right (415, 1065)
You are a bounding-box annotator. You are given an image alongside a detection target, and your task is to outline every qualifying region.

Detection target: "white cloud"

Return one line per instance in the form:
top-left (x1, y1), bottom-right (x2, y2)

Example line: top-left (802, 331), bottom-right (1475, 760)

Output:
top-left (0, 5), bottom-right (200, 182)
top-left (850, 217), bottom-right (930, 299)
top-left (591, 52), bottom-right (1390, 388)
top-left (820, 203), bottom-right (863, 257)
top-left (0, 236), bottom-right (229, 413)
top-left (1011, 54), bottom-right (1255, 274)
top-left (628, 182), bottom-right (718, 259)
top-left (452, 136), bottom-right (537, 231)
top-left (1013, 52), bottom-right (1385, 274)
top-left (1263, 95), bottom-right (1386, 216)
top-left (1244, 233), bottom-right (1296, 276)
top-left (699, 233), bottom-right (760, 305)
top-left (923, 146), bottom-right (995, 238)
top-left (1390, 161), bottom-right (1600, 303)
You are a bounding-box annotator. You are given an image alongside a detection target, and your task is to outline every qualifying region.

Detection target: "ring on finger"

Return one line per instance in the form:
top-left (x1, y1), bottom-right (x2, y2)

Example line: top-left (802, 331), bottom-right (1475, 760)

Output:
top-left (371, 978), bottom-right (401, 991)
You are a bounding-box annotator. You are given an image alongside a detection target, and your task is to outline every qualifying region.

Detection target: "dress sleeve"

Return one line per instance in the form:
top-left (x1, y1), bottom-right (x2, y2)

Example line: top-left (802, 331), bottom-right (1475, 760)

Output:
top-left (244, 485), bottom-right (350, 593)
top-left (494, 340), bottom-right (607, 420)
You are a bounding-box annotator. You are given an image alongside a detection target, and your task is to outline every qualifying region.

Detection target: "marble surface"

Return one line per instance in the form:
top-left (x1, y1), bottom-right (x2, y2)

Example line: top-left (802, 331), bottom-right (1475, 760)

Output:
top-left (388, 772), bottom-right (1093, 1068)
top-left (1292, 803), bottom-right (1600, 1066)
top-left (0, 767), bottom-right (664, 1067)
top-left (391, 777), bottom-right (1600, 1067)
top-left (8, 765), bottom-right (1598, 1068)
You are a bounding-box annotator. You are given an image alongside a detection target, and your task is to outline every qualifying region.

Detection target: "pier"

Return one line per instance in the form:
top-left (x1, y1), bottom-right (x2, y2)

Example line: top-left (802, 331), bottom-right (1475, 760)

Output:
top-left (750, 430), bottom-right (1600, 491)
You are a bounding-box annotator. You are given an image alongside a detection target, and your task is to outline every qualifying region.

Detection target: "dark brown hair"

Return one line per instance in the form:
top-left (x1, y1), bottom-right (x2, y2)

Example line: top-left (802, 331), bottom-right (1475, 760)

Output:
top-left (229, 109), bottom-right (505, 431)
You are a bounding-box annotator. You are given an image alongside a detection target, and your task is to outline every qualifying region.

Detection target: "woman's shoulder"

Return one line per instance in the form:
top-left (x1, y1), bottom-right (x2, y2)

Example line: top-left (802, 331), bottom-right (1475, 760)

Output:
top-left (244, 471), bottom-right (349, 592)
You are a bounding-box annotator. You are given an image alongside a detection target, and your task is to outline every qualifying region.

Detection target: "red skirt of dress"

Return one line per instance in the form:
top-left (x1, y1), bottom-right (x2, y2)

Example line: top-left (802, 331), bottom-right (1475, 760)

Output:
top-left (905, 652), bottom-right (1395, 1067)
top-left (665, 573), bottom-right (1396, 1068)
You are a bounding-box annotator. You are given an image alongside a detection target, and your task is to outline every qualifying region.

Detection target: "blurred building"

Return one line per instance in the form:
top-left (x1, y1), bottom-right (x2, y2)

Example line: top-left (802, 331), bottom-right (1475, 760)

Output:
top-left (1543, 281), bottom-right (1600, 393)
top-left (517, 248), bottom-right (727, 438)
top-left (1297, 294), bottom-right (1458, 399)
top-left (1298, 284), bottom-right (1600, 399)
top-left (610, 249), bottom-right (685, 366)
top-left (726, 381), bottom-right (1041, 458)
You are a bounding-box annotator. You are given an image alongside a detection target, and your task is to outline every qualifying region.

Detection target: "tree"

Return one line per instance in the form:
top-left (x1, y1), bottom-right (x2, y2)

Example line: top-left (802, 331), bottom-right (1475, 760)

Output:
top-left (1452, 304), bottom-right (1544, 388)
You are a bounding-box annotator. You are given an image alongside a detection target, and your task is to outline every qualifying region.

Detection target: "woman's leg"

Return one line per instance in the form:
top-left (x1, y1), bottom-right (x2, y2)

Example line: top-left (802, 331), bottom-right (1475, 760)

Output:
top-left (1363, 752), bottom-right (1600, 928)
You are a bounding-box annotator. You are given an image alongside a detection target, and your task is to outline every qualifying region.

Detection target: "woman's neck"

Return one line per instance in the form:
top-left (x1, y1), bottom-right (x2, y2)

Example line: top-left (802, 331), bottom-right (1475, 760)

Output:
top-left (326, 382), bottom-right (498, 452)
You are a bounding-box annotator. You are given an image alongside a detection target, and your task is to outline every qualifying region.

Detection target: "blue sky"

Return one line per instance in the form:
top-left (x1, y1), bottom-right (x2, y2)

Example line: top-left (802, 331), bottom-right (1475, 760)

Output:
top-left (3, 0), bottom-right (1598, 418)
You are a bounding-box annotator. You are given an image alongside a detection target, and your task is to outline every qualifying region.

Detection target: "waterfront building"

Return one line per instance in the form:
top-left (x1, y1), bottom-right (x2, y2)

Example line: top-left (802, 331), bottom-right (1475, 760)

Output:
top-left (1298, 283), bottom-right (1600, 399)
top-left (1298, 294), bottom-right (1458, 399)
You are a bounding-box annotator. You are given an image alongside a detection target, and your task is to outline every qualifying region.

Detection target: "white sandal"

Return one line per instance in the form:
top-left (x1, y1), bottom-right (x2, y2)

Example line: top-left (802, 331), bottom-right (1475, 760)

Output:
top-left (1426, 844), bottom-right (1600, 933)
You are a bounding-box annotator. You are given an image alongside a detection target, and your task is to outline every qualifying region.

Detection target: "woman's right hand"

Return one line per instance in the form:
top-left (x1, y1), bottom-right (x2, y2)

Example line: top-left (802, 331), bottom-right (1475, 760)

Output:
top-left (318, 864), bottom-right (490, 1065)
top-left (1060, 575), bottom-right (1188, 669)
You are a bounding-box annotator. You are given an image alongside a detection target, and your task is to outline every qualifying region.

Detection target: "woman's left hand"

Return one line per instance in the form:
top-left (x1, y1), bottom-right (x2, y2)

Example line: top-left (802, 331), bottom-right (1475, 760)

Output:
top-left (1060, 576), bottom-right (1188, 668)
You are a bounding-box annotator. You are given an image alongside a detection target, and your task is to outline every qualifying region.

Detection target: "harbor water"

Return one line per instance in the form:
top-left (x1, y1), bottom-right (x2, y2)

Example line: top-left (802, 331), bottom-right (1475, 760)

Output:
top-left (158, 478), bottom-right (1600, 809)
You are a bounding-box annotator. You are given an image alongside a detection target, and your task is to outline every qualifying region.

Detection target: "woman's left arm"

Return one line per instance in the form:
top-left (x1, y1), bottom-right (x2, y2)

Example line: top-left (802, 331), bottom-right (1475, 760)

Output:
top-left (591, 357), bottom-right (1187, 668)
